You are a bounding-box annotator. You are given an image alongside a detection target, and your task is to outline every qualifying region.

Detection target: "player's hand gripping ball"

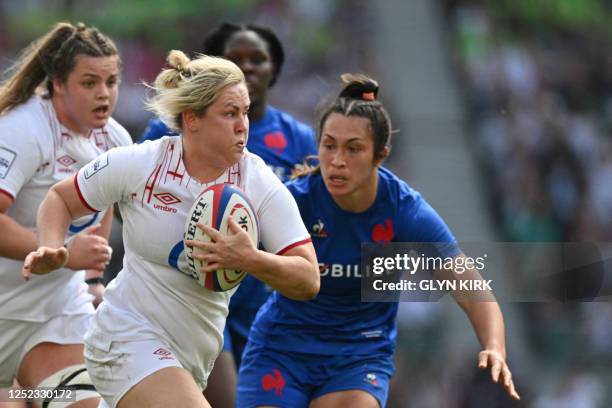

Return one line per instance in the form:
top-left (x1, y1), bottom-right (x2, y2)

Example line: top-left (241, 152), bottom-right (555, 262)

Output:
top-left (184, 183), bottom-right (259, 291)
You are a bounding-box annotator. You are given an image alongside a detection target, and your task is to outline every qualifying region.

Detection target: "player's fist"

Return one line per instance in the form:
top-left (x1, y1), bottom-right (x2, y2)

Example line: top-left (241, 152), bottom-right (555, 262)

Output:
top-left (65, 224), bottom-right (112, 271)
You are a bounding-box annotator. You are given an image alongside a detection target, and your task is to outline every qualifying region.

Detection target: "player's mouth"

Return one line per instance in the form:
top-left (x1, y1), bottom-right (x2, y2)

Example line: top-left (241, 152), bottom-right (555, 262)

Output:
top-left (326, 174), bottom-right (348, 187)
top-left (93, 105), bottom-right (110, 120)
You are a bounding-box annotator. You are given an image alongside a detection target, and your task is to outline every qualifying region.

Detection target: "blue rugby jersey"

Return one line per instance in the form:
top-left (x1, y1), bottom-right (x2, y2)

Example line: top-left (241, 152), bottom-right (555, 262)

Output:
top-left (248, 167), bottom-right (459, 356)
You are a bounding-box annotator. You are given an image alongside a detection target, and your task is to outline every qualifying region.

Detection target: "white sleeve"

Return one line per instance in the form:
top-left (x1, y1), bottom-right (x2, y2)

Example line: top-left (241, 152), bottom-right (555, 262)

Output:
top-left (247, 160), bottom-right (310, 254)
top-left (75, 145), bottom-right (134, 211)
top-left (0, 125), bottom-right (44, 199)
top-left (259, 184), bottom-right (311, 254)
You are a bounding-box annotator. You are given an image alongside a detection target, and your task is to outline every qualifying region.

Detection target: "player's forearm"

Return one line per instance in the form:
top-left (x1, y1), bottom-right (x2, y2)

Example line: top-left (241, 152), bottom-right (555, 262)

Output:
top-left (97, 206), bottom-right (114, 240)
top-left (459, 300), bottom-right (507, 357)
top-left (0, 213), bottom-right (38, 260)
top-left (247, 250), bottom-right (320, 301)
top-left (85, 269), bottom-right (104, 279)
top-left (36, 187), bottom-right (73, 248)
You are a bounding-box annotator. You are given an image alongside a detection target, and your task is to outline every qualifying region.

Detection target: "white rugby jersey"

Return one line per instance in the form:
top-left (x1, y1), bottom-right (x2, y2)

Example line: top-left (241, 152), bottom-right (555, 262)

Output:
top-left (0, 95), bottom-right (132, 321)
top-left (77, 136), bottom-right (310, 387)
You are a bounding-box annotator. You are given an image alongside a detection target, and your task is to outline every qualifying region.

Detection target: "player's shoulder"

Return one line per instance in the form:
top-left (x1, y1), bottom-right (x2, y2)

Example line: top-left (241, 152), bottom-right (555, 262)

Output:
top-left (139, 118), bottom-right (176, 143)
top-left (110, 134), bottom-right (170, 162)
top-left (241, 149), bottom-right (270, 170)
top-left (269, 106), bottom-right (313, 138)
top-left (0, 95), bottom-right (49, 135)
top-left (284, 171), bottom-right (321, 198)
top-left (378, 166), bottom-right (422, 211)
top-left (103, 117), bottom-right (133, 147)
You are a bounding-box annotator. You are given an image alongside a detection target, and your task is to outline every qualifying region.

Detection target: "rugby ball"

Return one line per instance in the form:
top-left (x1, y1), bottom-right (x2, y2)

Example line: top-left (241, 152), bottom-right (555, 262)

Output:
top-left (184, 183), bottom-right (259, 291)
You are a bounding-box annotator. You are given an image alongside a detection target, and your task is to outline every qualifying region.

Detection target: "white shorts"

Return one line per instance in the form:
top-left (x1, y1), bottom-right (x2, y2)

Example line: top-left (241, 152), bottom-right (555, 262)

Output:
top-left (0, 312), bottom-right (92, 387)
top-left (84, 338), bottom-right (190, 408)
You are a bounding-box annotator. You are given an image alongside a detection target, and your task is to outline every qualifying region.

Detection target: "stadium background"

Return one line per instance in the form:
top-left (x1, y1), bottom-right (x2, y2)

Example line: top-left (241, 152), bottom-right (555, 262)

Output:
top-left (1, 0), bottom-right (611, 406)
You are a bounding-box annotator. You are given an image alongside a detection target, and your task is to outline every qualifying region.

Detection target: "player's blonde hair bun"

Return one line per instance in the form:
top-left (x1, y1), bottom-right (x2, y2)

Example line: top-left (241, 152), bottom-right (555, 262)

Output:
top-left (146, 49), bottom-right (244, 131)
top-left (155, 50), bottom-right (192, 89)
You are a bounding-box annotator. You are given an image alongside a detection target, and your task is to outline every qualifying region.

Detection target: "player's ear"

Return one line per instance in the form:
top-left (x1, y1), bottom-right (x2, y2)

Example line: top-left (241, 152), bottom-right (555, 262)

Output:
top-left (374, 146), bottom-right (390, 166)
top-left (182, 109), bottom-right (199, 132)
top-left (51, 77), bottom-right (66, 96)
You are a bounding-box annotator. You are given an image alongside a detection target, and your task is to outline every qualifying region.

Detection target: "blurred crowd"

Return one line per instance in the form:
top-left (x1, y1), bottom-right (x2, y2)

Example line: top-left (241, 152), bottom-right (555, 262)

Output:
top-left (444, 0), bottom-right (612, 243)
top-left (441, 0), bottom-right (612, 407)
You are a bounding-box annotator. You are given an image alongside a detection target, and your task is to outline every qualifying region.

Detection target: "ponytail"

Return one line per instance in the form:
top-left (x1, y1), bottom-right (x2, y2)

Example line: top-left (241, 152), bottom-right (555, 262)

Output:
top-left (0, 22), bottom-right (119, 115)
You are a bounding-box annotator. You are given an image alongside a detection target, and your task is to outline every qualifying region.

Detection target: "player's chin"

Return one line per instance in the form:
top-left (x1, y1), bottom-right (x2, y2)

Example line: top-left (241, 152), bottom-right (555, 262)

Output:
top-left (88, 116), bottom-right (110, 130)
top-left (223, 151), bottom-right (243, 168)
top-left (323, 179), bottom-right (350, 195)
top-left (232, 145), bottom-right (245, 158)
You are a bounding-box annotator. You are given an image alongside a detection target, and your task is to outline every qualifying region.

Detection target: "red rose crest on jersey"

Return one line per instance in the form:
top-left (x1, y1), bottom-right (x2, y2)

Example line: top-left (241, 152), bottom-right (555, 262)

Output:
top-left (261, 368), bottom-right (286, 396)
top-left (264, 131), bottom-right (287, 153)
top-left (372, 219), bottom-right (393, 243)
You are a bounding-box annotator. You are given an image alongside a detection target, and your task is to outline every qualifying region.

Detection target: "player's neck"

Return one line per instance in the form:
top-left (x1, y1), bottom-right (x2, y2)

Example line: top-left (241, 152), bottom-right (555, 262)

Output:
top-left (51, 96), bottom-right (88, 136)
top-left (182, 137), bottom-right (228, 184)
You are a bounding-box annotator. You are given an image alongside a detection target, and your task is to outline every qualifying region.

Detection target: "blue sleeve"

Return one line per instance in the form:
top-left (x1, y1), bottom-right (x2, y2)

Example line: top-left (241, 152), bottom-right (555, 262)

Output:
top-left (138, 118), bottom-right (174, 143)
top-left (400, 199), bottom-right (461, 258)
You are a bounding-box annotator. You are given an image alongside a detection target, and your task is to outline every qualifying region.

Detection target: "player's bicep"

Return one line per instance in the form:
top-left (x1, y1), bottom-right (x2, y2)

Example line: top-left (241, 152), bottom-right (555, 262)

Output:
top-left (76, 147), bottom-right (134, 211)
top-left (0, 128), bottom-right (44, 200)
top-left (280, 240), bottom-right (317, 265)
top-left (0, 191), bottom-right (13, 213)
top-left (52, 177), bottom-right (97, 219)
top-left (258, 185), bottom-right (310, 254)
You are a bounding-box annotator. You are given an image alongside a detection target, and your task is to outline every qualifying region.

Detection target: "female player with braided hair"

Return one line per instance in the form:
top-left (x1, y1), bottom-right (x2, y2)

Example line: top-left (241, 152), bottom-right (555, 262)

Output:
top-left (0, 22), bottom-right (130, 407)
top-left (23, 50), bottom-right (319, 407)
top-left (237, 74), bottom-right (520, 407)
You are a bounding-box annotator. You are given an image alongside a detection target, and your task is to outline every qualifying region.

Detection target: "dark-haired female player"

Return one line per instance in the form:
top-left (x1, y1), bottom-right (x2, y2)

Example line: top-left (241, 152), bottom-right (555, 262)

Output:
top-left (237, 74), bottom-right (520, 407)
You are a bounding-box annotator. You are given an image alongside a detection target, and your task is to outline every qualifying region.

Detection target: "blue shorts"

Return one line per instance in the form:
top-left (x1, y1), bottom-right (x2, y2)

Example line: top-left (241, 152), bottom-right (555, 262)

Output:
top-left (237, 345), bottom-right (393, 408)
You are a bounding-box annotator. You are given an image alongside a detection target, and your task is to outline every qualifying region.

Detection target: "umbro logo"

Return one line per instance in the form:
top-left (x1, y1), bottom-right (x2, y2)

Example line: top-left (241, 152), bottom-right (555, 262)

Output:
top-left (154, 192), bottom-right (181, 205)
top-left (57, 155), bottom-right (76, 167)
top-left (153, 192), bottom-right (181, 213)
top-left (56, 155), bottom-right (77, 173)
top-left (152, 347), bottom-right (174, 360)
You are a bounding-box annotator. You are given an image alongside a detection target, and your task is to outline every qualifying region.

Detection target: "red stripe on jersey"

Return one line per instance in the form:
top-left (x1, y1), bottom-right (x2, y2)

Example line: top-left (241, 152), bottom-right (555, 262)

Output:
top-left (73, 173), bottom-right (99, 212)
top-left (0, 188), bottom-right (15, 202)
top-left (143, 164), bottom-right (163, 204)
top-left (276, 237), bottom-right (312, 255)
